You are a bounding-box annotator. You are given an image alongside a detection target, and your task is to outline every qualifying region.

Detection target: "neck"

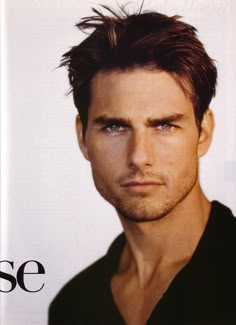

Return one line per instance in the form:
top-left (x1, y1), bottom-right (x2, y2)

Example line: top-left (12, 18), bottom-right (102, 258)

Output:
top-left (118, 185), bottom-right (211, 286)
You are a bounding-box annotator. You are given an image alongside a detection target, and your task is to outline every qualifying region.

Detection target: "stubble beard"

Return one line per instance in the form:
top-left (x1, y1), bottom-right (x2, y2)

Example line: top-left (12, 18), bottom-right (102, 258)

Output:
top-left (92, 167), bottom-right (199, 223)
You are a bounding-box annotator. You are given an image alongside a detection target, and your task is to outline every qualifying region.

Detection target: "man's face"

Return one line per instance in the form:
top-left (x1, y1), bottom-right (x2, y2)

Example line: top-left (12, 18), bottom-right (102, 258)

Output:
top-left (77, 69), bottom-right (212, 222)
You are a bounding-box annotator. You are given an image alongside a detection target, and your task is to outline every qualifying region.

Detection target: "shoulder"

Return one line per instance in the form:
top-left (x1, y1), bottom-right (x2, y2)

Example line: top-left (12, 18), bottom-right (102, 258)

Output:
top-left (48, 233), bottom-right (125, 324)
top-left (210, 200), bottom-right (236, 244)
top-left (206, 201), bottom-right (236, 320)
top-left (48, 256), bottom-right (108, 324)
top-left (204, 201), bottom-right (236, 278)
top-left (52, 255), bottom-right (108, 301)
top-left (50, 232), bottom-right (125, 301)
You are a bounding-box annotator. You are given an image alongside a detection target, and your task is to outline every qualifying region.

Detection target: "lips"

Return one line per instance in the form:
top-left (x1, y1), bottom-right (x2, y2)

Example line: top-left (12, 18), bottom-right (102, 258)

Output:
top-left (120, 178), bottom-right (164, 193)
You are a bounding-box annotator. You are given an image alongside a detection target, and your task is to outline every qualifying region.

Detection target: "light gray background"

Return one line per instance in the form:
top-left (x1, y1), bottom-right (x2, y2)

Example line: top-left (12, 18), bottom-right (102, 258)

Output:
top-left (1, 0), bottom-right (236, 324)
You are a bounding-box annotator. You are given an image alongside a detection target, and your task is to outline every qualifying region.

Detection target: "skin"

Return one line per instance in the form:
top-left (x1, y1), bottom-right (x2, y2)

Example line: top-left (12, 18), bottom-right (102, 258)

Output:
top-left (76, 69), bottom-right (214, 325)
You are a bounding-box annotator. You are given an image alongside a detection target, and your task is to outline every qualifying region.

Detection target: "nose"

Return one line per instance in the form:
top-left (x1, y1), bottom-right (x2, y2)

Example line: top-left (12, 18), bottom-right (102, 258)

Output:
top-left (128, 130), bottom-right (154, 170)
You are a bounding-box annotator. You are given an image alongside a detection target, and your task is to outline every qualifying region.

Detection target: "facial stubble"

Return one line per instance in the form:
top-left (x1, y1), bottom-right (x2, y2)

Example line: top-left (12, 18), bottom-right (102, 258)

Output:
top-left (91, 165), bottom-right (199, 223)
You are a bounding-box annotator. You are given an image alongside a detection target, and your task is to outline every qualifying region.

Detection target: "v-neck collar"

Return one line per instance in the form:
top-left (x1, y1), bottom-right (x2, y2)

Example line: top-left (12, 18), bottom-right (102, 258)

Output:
top-left (104, 200), bottom-right (233, 324)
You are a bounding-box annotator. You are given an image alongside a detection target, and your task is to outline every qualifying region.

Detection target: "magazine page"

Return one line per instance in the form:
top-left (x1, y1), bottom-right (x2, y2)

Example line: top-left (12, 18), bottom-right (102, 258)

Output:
top-left (1, 0), bottom-right (235, 324)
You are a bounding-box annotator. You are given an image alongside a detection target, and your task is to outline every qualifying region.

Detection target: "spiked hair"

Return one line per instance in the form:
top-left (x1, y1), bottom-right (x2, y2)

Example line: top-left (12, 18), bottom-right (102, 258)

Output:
top-left (61, 5), bottom-right (217, 135)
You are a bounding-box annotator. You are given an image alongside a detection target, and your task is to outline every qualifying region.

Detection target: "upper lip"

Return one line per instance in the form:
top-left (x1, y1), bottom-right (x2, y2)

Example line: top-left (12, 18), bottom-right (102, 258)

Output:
top-left (121, 179), bottom-right (164, 187)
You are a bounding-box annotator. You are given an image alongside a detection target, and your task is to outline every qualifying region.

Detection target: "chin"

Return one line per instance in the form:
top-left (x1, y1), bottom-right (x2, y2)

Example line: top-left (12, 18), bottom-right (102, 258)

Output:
top-left (115, 200), bottom-right (174, 223)
top-left (117, 211), bottom-right (166, 223)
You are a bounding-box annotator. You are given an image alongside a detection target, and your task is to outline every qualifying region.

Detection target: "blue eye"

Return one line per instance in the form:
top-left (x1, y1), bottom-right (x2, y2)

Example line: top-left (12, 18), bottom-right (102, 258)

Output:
top-left (104, 124), bottom-right (126, 133)
top-left (156, 124), bottom-right (176, 132)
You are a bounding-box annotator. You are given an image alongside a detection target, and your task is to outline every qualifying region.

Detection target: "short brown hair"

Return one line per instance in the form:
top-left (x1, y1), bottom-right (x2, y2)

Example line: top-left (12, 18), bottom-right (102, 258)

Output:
top-left (61, 5), bottom-right (217, 136)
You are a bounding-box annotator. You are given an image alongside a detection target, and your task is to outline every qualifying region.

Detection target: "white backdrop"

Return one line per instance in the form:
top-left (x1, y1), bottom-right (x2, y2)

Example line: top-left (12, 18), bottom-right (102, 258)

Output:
top-left (1, 0), bottom-right (236, 324)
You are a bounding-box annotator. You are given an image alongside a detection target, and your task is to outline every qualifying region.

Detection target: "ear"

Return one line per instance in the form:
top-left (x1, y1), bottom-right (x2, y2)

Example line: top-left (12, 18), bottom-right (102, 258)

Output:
top-left (75, 115), bottom-right (90, 161)
top-left (197, 109), bottom-right (214, 158)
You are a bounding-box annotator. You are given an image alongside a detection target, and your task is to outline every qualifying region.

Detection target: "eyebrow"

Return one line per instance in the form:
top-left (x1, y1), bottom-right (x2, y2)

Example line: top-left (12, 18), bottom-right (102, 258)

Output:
top-left (93, 116), bottom-right (130, 126)
top-left (147, 113), bottom-right (187, 126)
top-left (93, 113), bottom-right (187, 126)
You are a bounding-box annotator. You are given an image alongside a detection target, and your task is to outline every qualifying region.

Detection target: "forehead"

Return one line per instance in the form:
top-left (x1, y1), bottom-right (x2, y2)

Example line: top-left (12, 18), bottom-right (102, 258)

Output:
top-left (89, 69), bottom-right (194, 118)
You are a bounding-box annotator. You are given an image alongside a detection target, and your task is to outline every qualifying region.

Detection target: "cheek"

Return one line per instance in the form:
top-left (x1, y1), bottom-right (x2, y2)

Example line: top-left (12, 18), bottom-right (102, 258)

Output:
top-left (88, 136), bottom-right (128, 162)
top-left (157, 137), bottom-right (199, 167)
top-left (86, 138), bottom-right (128, 183)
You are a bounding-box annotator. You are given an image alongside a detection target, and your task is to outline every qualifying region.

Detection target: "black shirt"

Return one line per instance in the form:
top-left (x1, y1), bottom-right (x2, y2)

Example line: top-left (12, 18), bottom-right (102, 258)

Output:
top-left (49, 201), bottom-right (236, 324)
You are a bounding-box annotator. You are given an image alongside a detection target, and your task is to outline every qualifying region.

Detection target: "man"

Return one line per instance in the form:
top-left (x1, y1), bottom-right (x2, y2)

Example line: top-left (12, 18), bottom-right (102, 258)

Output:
top-left (49, 4), bottom-right (236, 325)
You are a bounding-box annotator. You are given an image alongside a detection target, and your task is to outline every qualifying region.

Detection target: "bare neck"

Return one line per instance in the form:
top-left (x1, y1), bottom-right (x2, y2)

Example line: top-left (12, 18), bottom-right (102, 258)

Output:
top-left (118, 186), bottom-right (211, 286)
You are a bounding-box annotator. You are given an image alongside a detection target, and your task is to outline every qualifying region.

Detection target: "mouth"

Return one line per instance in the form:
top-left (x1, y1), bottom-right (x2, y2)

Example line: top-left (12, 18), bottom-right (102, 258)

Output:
top-left (120, 179), bottom-right (164, 193)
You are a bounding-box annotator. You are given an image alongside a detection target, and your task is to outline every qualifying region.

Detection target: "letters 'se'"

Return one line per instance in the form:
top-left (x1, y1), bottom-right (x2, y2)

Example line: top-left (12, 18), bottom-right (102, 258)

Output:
top-left (0, 260), bottom-right (45, 293)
